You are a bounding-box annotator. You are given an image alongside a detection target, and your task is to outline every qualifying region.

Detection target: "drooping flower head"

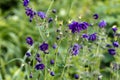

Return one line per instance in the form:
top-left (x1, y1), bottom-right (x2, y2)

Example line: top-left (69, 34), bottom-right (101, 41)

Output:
top-left (50, 60), bottom-right (54, 65)
top-left (25, 7), bottom-right (36, 22)
top-left (88, 33), bottom-right (97, 41)
top-left (82, 34), bottom-right (88, 39)
top-left (26, 37), bottom-right (33, 46)
top-left (23, 0), bottom-right (29, 7)
top-left (50, 71), bottom-right (55, 76)
top-left (26, 52), bottom-right (31, 57)
top-left (112, 26), bottom-right (117, 33)
top-left (74, 74), bottom-right (79, 79)
top-left (98, 20), bottom-right (107, 28)
top-left (39, 42), bottom-right (49, 52)
top-left (35, 63), bottom-right (45, 70)
top-left (72, 44), bottom-right (81, 55)
top-left (108, 48), bottom-right (116, 55)
top-left (112, 41), bottom-right (119, 47)
top-left (37, 11), bottom-right (46, 19)
top-left (48, 18), bottom-right (53, 23)
top-left (78, 22), bottom-right (89, 30)
top-left (93, 14), bottom-right (99, 19)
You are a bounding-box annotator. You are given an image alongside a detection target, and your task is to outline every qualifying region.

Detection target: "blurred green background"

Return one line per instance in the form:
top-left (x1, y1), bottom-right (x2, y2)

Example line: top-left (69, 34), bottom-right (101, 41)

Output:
top-left (0, 0), bottom-right (120, 80)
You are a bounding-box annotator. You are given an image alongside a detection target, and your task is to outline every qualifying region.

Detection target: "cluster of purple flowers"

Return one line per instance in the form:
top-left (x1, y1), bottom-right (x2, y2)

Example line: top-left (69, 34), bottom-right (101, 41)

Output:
top-left (23, 0), bottom-right (46, 22)
top-left (68, 21), bottom-right (89, 33)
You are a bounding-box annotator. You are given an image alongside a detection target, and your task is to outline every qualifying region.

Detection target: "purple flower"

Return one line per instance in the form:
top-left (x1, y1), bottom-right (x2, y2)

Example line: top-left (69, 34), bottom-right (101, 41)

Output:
top-left (26, 37), bottom-right (33, 46)
top-left (23, 0), bottom-right (29, 7)
top-left (98, 20), bottom-right (107, 28)
top-left (82, 34), bottom-right (88, 39)
top-left (88, 33), bottom-right (97, 41)
top-left (26, 52), bottom-right (31, 57)
top-left (50, 71), bottom-right (55, 76)
top-left (78, 22), bottom-right (89, 30)
top-left (29, 73), bottom-right (33, 78)
top-left (39, 42), bottom-right (49, 52)
top-left (68, 21), bottom-right (80, 33)
top-left (112, 26), bottom-right (117, 33)
top-left (72, 44), bottom-right (81, 55)
top-left (48, 18), bottom-right (53, 23)
top-left (25, 7), bottom-right (36, 22)
top-left (37, 11), bottom-right (46, 19)
top-left (52, 44), bottom-right (57, 49)
top-left (108, 48), bottom-right (116, 55)
top-left (74, 74), bottom-right (79, 79)
top-left (52, 9), bottom-right (56, 13)
top-left (50, 60), bottom-right (54, 65)
top-left (36, 57), bottom-right (42, 63)
top-left (113, 41), bottom-right (119, 47)
top-left (35, 63), bottom-right (45, 70)
top-left (36, 53), bottom-right (40, 57)
top-left (93, 14), bottom-right (99, 19)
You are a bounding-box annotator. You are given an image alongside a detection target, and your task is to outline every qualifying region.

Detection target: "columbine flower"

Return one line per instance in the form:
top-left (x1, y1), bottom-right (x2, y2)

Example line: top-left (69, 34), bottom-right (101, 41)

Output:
top-left (112, 26), bottom-right (117, 33)
top-left (35, 63), bottom-right (45, 70)
top-left (37, 11), bottom-right (46, 19)
top-left (52, 44), bottom-right (57, 49)
top-left (93, 14), bottom-right (99, 19)
top-left (69, 21), bottom-right (89, 33)
top-left (78, 22), bottom-right (89, 30)
top-left (88, 33), bottom-right (97, 41)
top-left (29, 72), bottom-right (33, 78)
top-left (36, 53), bottom-right (40, 57)
top-left (26, 37), bottom-right (33, 46)
top-left (108, 48), bottom-right (116, 55)
top-left (82, 34), bottom-right (88, 39)
top-left (98, 20), bottom-right (107, 28)
top-left (39, 42), bottom-right (49, 52)
top-left (74, 74), bottom-right (79, 79)
top-left (52, 9), bottom-right (56, 13)
top-left (48, 18), bottom-right (53, 23)
top-left (50, 60), bottom-right (54, 65)
top-left (69, 21), bottom-right (79, 33)
top-left (113, 41), bottom-right (119, 47)
top-left (36, 57), bottom-right (42, 63)
top-left (72, 44), bottom-right (81, 55)
top-left (50, 71), bottom-right (55, 76)
top-left (23, 0), bottom-right (29, 7)
top-left (26, 52), bottom-right (31, 57)
top-left (25, 7), bottom-right (36, 22)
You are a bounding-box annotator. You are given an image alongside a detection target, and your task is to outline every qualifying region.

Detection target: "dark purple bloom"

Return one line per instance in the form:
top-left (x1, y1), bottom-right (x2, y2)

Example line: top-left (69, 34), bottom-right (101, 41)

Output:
top-left (36, 57), bottom-right (42, 63)
top-left (39, 42), bottom-right (49, 52)
top-left (50, 60), bottom-right (54, 65)
top-left (52, 9), bottom-right (56, 13)
top-left (37, 11), bottom-right (46, 19)
top-left (26, 37), bottom-right (33, 46)
top-left (98, 20), bottom-right (107, 28)
top-left (88, 33), bottom-right (97, 41)
top-left (69, 21), bottom-right (80, 33)
top-left (25, 7), bottom-right (36, 22)
top-left (78, 22), bottom-right (89, 30)
top-left (74, 74), bottom-right (79, 79)
top-left (23, 0), bottom-right (29, 7)
top-left (36, 53), bottom-right (40, 57)
top-left (26, 52), bottom-right (31, 57)
top-left (112, 26), bottom-right (117, 33)
top-left (48, 18), bottom-right (53, 23)
top-left (106, 44), bottom-right (111, 47)
top-left (82, 34), bottom-right (88, 39)
top-left (93, 14), bottom-right (99, 19)
top-left (29, 73), bottom-right (33, 78)
top-left (52, 44), bottom-right (57, 49)
top-left (108, 48), bottom-right (116, 55)
top-left (50, 71), bottom-right (55, 76)
top-left (35, 63), bottom-right (45, 70)
top-left (72, 44), bottom-right (81, 55)
top-left (113, 41), bottom-right (119, 47)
